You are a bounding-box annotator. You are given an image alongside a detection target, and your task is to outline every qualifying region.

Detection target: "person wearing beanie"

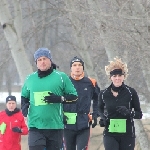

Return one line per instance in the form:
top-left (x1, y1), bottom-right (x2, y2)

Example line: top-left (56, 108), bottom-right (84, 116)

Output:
top-left (63, 56), bottom-right (100, 150)
top-left (21, 48), bottom-right (78, 150)
top-left (34, 48), bottom-right (58, 70)
top-left (0, 95), bottom-right (28, 150)
top-left (99, 57), bottom-right (142, 150)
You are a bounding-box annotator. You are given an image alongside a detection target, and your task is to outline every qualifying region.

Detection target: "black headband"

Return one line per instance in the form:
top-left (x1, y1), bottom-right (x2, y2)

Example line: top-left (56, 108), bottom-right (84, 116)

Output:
top-left (110, 69), bottom-right (124, 76)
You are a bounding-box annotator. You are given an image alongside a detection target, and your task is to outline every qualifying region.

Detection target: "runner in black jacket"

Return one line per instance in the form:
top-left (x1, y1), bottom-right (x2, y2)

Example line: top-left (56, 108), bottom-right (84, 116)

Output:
top-left (63, 56), bottom-right (100, 150)
top-left (99, 57), bottom-right (142, 150)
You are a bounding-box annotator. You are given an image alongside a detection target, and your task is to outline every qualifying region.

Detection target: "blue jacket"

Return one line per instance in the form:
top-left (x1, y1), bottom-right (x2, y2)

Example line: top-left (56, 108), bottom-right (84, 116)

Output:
top-left (63, 76), bottom-right (100, 131)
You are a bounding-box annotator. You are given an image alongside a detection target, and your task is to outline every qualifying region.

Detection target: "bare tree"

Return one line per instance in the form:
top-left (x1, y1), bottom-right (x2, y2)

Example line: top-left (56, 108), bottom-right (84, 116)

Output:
top-left (0, 0), bottom-right (33, 83)
top-left (0, 1), bottom-right (149, 149)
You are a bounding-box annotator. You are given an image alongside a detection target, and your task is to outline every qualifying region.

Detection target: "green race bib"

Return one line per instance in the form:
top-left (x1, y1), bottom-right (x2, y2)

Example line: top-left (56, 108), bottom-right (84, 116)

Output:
top-left (34, 91), bottom-right (51, 106)
top-left (0, 122), bottom-right (6, 134)
top-left (64, 112), bottom-right (77, 124)
top-left (109, 119), bottom-right (126, 133)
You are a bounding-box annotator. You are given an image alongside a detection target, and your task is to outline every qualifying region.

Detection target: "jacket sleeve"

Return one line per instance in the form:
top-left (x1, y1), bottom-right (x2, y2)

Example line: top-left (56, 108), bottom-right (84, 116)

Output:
top-left (20, 114), bottom-right (28, 135)
top-left (62, 94), bottom-right (78, 104)
top-left (61, 73), bottom-right (78, 103)
top-left (92, 83), bottom-right (100, 118)
top-left (98, 90), bottom-right (106, 119)
top-left (21, 96), bottom-right (30, 117)
top-left (130, 88), bottom-right (142, 119)
top-left (21, 76), bottom-right (30, 117)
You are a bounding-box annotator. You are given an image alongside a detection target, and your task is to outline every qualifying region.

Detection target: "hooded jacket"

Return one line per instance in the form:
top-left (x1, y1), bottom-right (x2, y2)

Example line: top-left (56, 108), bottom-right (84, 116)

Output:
top-left (0, 108), bottom-right (28, 150)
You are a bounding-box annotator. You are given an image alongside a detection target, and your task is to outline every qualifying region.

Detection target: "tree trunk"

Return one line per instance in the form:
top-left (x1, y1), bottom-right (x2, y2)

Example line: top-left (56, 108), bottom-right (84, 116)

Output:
top-left (65, 0), bottom-right (100, 87)
top-left (134, 119), bottom-right (150, 150)
top-left (0, 0), bottom-right (33, 83)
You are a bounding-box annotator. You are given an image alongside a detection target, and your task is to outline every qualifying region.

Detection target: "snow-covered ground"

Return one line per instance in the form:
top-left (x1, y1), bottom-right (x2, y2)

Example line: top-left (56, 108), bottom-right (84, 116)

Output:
top-left (140, 101), bottom-right (150, 119)
top-left (0, 92), bottom-right (21, 103)
top-left (142, 113), bottom-right (150, 119)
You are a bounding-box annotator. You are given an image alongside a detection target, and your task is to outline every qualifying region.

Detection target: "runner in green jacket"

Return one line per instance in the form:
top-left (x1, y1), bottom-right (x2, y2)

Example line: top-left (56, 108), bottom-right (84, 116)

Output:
top-left (21, 48), bottom-right (78, 150)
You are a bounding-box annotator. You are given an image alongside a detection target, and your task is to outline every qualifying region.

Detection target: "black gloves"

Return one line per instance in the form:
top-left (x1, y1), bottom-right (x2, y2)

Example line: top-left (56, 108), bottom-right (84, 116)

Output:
top-left (99, 112), bottom-right (107, 127)
top-left (63, 115), bottom-right (68, 124)
top-left (44, 93), bottom-right (78, 104)
top-left (116, 106), bottom-right (130, 116)
top-left (43, 92), bottom-right (62, 103)
top-left (12, 127), bottom-right (22, 133)
top-left (92, 117), bottom-right (97, 128)
top-left (99, 118), bottom-right (106, 127)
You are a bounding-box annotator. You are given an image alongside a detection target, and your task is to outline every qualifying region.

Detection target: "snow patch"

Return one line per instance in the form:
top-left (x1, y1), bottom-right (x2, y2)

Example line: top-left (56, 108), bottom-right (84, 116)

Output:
top-left (0, 92), bottom-right (21, 103)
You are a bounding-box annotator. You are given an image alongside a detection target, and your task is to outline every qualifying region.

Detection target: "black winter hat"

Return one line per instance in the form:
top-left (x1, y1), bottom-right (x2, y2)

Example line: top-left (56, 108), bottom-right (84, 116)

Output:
top-left (6, 96), bottom-right (16, 103)
top-left (70, 56), bottom-right (84, 69)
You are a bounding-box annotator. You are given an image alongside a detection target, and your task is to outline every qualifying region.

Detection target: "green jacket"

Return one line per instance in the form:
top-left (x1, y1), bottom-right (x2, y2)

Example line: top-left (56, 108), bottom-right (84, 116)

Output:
top-left (21, 70), bottom-right (77, 129)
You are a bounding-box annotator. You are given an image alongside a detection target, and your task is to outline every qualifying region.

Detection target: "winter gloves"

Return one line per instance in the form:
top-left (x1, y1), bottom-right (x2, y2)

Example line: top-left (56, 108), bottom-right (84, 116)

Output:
top-left (116, 106), bottom-right (130, 116)
top-left (63, 115), bottom-right (68, 124)
top-left (99, 118), bottom-right (106, 127)
top-left (99, 106), bottom-right (131, 127)
top-left (43, 92), bottom-right (62, 103)
top-left (12, 127), bottom-right (22, 133)
top-left (99, 112), bottom-right (107, 127)
top-left (92, 117), bottom-right (97, 128)
top-left (43, 92), bottom-right (78, 104)
top-left (88, 113), bottom-right (97, 128)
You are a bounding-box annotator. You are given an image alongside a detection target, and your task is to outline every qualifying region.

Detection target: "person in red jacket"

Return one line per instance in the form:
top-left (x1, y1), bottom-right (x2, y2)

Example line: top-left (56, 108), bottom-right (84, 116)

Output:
top-left (0, 95), bottom-right (28, 150)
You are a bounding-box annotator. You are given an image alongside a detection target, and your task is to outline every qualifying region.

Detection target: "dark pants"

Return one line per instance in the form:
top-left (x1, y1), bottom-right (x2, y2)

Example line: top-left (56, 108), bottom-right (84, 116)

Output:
top-left (103, 136), bottom-right (135, 150)
top-left (28, 129), bottom-right (63, 150)
top-left (64, 128), bottom-right (90, 150)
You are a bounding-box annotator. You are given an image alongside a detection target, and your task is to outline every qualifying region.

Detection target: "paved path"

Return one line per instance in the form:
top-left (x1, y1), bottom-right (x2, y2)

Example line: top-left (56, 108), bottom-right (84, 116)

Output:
top-left (89, 119), bottom-right (150, 150)
top-left (21, 119), bottom-right (150, 150)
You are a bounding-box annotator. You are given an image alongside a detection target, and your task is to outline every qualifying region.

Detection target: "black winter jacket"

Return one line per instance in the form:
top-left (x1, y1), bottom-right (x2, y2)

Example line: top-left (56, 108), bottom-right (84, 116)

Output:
top-left (99, 83), bottom-right (142, 137)
top-left (63, 76), bottom-right (100, 131)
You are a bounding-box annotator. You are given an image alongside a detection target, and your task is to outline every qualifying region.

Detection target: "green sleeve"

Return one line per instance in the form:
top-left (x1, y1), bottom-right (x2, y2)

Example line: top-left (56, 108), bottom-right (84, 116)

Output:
top-left (21, 75), bottom-right (30, 99)
top-left (61, 72), bottom-right (77, 96)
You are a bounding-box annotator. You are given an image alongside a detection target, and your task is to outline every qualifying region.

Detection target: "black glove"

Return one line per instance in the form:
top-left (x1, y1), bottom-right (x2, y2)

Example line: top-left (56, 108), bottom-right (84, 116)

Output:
top-left (43, 92), bottom-right (62, 103)
top-left (63, 115), bottom-right (68, 124)
top-left (92, 117), bottom-right (97, 128)
top-left (99, 118), bottom-right (106, 127)
top-left (12, 127), bottom-right (22, 133)
top-left (116, 106), bottom-right (130, 116)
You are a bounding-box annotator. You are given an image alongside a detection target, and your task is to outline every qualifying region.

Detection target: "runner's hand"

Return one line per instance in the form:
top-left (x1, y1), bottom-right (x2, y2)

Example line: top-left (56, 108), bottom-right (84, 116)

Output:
top-left (116, 106), bottom-right (130, 116)
top-left (99, 118), bottom-right (106, 127)
top-left (92, 117), bottom-right (97, 128)
top-left (43, 92), bottom-right (62, 103)
top-left (12, 127), bottom-right (22, 133)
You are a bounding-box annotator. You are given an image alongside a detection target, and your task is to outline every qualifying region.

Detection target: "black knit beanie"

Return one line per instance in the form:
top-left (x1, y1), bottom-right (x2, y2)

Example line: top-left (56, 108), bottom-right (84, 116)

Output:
top-left (70, 56), bottom-right (84, 70)
top-left (6, 96), bottom-right (16, 103)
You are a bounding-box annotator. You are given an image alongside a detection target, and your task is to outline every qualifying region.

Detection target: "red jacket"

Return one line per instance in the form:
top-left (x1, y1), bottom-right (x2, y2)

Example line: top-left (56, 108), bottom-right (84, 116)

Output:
top-left (0, 109), bottom-right (28, 150)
